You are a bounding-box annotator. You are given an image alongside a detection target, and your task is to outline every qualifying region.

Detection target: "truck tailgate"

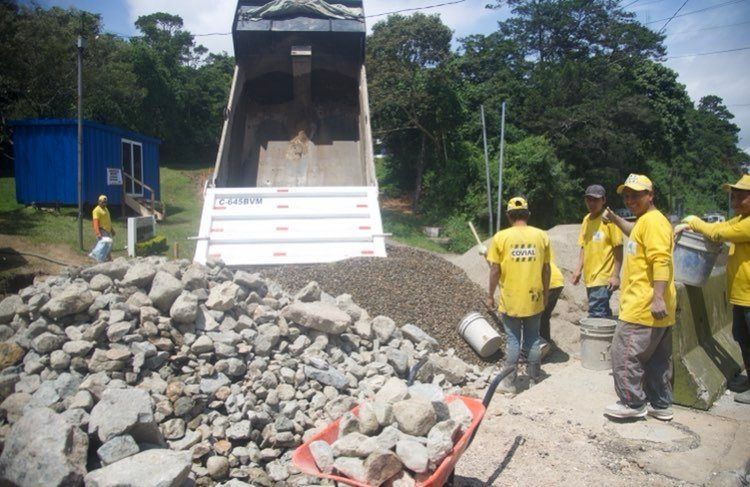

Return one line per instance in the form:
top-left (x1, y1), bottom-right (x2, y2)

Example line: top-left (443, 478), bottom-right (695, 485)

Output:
top-left (193, 186), bottom-right (387, 266)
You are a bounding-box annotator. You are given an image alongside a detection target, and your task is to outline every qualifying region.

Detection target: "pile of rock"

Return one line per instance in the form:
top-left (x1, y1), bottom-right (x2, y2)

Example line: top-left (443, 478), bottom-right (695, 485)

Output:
top-left (308, 377), bottom-right (474, 486)
top-left (0, 256), bottom-right (493, 486)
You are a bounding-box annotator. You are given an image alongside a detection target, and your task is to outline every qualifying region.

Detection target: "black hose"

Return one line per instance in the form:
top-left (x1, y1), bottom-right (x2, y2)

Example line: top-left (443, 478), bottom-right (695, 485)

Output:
top-left (0, 249), bottom-right (75, 267)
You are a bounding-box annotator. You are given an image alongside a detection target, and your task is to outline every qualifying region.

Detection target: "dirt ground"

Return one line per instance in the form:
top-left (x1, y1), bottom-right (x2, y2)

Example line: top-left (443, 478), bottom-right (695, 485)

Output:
top-left (447, 224), bottom-right (750, 486)
top-left (0, 234), bottom-right (89, 295)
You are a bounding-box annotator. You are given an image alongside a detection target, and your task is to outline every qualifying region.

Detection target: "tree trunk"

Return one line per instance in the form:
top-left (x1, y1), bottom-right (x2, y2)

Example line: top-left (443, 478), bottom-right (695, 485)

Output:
top-left (413, 133), bottom-right (427, 213)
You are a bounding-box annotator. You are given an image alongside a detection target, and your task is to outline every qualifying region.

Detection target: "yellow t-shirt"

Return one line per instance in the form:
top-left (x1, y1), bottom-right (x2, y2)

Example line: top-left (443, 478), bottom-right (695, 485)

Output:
top-left (689, 215), bottom-right (750, 306)
top-left (550, 252), bottom-right (564, 289)
top-left (92, 205), bottom-right (112, 233)
top-left (487, 225), bottom-right (551, 317)
top-left (619, 209), bottom-right (676, 327)
top-left (577, 214), bottom-right (623, 287)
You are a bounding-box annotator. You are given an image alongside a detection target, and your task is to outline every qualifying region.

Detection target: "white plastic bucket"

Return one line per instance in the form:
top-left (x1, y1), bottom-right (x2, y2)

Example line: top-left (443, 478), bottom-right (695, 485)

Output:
top-left (457, 312), bottom-right (502, 357)
top-left (580, 317), bottom-right (617, 370)
top-left (673, 230), bottom-right (723, 287)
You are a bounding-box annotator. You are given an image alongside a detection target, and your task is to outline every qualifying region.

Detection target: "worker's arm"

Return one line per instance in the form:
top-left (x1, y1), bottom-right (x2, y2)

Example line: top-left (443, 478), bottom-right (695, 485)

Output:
top-left (542, 262), bottom-right (551, 308)
top-left (487, 263), bottom-right (500, 310)
top-left (651, 280), bottom-right (668, 320)
top-left (603, 207), bottom-right (635, 237)
top-left (609, 245), bottom-right (623, 291)
top-left (688, 217), bottom-right (750, 244)
top-left (93, 219), bottom-right (101, 239)
top-left (571, 247), bottom-right (584, 285)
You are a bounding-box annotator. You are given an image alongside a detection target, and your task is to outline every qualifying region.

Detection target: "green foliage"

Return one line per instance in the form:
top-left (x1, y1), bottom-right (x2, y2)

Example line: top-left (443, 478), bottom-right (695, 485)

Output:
top-left (442, 214), bottom-right (479, 253)
top-left (135, 234), bottom-right (168, 256)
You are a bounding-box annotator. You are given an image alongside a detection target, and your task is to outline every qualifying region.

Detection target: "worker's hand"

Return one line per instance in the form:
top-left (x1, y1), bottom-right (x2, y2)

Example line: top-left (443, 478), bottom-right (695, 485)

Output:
top-left (650, 294), bottom-right (668, 320)
top-left (543, 290), bottom-right (549, 308)
top-left (571, 270), bottom-right (581, 285)
top-left (674, 223), bottom-right (688, 236)
top-left (96, 234), bottom-right (102, 240)
top-left (478, 245), bottom-right (487, 257)
top-left (681, 215), bottom-right (699, 224)
top-left (601, 207), bottom-right (615, 224)
top-left (607, 276), bottom-right (620, 291)
top-left (485, 296), bottom-right (495, 311)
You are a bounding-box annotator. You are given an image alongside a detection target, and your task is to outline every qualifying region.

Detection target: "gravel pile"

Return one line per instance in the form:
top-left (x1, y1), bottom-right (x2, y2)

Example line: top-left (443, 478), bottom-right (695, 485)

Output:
top-left (0, 255), bottom-right (495, 487)
top-left (258, 245), bottom-right (503, 365)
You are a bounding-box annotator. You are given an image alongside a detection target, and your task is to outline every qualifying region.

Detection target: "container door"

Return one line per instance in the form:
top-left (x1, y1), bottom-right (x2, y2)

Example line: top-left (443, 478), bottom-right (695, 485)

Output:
top-left (121, 139), bottom-right (144, 197)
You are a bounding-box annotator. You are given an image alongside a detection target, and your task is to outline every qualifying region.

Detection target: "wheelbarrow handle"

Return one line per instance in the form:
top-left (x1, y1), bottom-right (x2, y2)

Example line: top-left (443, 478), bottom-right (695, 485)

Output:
top-left (467, 364), bottom-right (516, 447)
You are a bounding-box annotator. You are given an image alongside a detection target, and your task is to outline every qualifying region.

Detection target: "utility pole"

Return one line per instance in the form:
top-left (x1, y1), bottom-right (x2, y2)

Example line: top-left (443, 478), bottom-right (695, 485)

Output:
top-left (496, 101), bottom-right (506, 233)
top-left (480, 105), bottom-right (493, 236)
top-left (77, 35), bottom-right (86, 250)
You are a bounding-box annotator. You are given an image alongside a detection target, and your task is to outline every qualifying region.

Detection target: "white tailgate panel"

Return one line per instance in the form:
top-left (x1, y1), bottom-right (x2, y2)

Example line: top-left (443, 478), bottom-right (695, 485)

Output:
top-left (194, 187), bottom-right (387, 266)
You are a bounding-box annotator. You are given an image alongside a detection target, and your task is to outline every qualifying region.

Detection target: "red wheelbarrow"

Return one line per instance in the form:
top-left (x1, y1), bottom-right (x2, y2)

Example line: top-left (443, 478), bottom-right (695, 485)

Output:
top-left (292, 364), bottom-right (516, 486)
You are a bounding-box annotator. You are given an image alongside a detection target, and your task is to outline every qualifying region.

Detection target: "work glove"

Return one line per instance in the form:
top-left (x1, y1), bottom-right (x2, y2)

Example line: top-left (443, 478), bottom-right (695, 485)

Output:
top-left (681, 215), bottom-right (699, 224)
top-left (478, 244), bottom-right (488, 256)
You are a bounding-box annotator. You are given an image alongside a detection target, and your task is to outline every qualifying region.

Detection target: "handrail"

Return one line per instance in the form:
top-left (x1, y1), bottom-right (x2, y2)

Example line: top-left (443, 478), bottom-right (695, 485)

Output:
top-left (122, 171), bottom-right (162, 218)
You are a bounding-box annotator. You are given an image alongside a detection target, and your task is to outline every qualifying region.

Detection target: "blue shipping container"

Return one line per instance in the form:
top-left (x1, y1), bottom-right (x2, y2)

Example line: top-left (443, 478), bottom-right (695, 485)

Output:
top-left (9, 119), bottom-right (161, 206)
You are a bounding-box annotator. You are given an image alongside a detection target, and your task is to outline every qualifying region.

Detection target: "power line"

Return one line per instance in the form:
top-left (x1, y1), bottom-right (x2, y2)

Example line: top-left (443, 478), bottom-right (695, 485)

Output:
top-left (366, 0), bottom-right (467, 18)
top-left (665, 45), bottom-right (750, 59)
top-left (644, 0), bottom-right (748, 25)
top-left (665, 19), bottom-right (750, 36)
top-left (621, 0), bottom-right (641, 8)
top-left (657, 0), bottom-right (689, 34)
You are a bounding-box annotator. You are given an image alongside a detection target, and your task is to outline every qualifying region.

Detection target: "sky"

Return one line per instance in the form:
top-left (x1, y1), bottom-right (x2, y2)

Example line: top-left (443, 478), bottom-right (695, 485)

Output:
top-left (34, 0), bottom-right (750, 153)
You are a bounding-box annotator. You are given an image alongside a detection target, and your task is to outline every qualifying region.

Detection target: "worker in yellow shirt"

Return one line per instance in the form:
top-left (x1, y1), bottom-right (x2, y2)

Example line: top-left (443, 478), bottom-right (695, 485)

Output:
top-left (92, 195), bottom-right (115, 260)
top-left (601, 174), bottom-right (676, 421)
top-left (486, 196), bottom-right (551, 392)
top-left (679, 174), bottom-right (750, 405)
top-left (571, 184), bottom-right (623, 317)
top-left (538, 255), bottom-right (564, 360)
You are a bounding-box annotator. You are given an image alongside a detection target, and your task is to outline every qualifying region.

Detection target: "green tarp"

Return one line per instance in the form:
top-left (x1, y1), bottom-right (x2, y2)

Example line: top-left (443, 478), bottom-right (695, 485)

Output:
top-left (240, 0), bottom-right (364, 21)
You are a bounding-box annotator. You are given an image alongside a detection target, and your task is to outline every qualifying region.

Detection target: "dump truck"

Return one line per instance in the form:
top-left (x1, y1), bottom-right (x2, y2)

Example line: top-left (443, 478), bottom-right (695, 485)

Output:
top-left (194, 0), bottom-right (387, 266)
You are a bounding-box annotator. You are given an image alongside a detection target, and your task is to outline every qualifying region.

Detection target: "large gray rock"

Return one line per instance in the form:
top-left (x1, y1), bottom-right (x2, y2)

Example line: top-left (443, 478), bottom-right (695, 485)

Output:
top-left (169, 292), bottom-right (198, 324)
top-left (206, 281), bottom-right (240, 311)
top-left (89, 274), bottom-right (113, 292)
top-left (0, 407), bottom-right (88, 486)
top-left (281, 301), bottom-right (351, 335)
top-left (392, 398), bottom-right (437, 437)
top-left (364, 450), bottom-right (403, 486)
top-left (309, 440), bottom-right (335, 473)
top-left (120, 262), bottom-right (157, 288)
top-left (0, 392), bottom-right (31, 422)
top-left (0, 295), bottom-right (24, 323)
top-left (147, 272), bottom-right (182, 313)
top-left (84, 449), bottom-right (191, 487)
top-left (40, 282), bottom-right (95, 318)
top-left (97, 435), bottom-right (140, 466)
top-left (31, 332), bottom-right (65, 354)
top-left (181, 265), bottom-right (208, 291)
top-left (400, 324), bottom-right (439, 347)
top-left (81, 257), bottom-right (129, 280)
top-left (332, 432), bottom-right (378, 458)
top-left (294, 281), bottom-right (321, 302)
top-left (333, 457), bottom-right (366, 483)
top-left (88, 387), bottom-right (162, 444)
top-left (374, 377), bottom-right (409, 404)
top-left (396, 439), bottom-right (429, 473)
top-left (416, 354), bottom-right (470, 385)
top-left (427, 420), bottom-right (459, 466)
top-left (232, 270), bottom-right (266, 294)
top-left (305, 365), bottom-right (348, 390)
top-left (200, 373), bottom-right (231, 396)
top-left (371, 315), bottom-right (397, 342)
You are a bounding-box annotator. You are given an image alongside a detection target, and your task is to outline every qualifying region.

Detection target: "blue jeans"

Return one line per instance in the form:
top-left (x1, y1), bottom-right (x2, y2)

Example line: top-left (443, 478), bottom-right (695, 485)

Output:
top-left (502, 313), bottom-right (542, 366)
top-left (587, 285), bottom-right (612, 318)
top-left (732, 305), bottom-right (750, 373)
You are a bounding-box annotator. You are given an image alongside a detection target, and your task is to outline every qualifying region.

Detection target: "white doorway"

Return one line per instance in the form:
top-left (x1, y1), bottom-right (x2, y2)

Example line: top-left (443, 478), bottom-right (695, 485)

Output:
top-left (121, 139), bottom-right (143, 196)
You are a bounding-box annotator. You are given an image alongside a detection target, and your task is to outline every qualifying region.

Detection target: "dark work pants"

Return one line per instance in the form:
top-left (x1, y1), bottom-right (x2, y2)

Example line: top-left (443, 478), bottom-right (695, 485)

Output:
top-left (611, 321), bottom-right (673, 409)
top-left (540, 286), bottom-right (563, 342)
top-left (732, 305), bottom-right (750, 373)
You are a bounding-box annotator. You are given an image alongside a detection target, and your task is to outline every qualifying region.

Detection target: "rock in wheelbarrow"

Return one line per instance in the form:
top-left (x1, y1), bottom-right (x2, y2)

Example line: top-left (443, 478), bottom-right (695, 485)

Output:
top-left (392, 398), bottom-right (437, 437)
top-left (364, 450), bottom-right (403, 486)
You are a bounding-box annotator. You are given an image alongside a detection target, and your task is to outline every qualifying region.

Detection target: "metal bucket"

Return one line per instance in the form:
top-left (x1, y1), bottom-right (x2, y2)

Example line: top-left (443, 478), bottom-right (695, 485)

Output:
top-left (674, 230), bottom-right (723, 287)
top-left (580, 317), bottom-right (617, 370)
top-left (457, 312), bottom-right (502, 358)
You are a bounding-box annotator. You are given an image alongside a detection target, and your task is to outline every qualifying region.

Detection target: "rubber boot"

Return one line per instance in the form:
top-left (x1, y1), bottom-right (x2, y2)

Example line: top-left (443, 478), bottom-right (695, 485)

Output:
top-left (528, 362), bottom-right (543, 385)
top-left (497, 369), bottom-right (517, 394)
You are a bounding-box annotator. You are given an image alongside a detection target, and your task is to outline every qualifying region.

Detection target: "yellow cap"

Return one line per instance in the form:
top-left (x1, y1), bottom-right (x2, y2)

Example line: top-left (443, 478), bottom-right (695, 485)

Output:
top-left (98, 195), bottom-right (108, 202)
top-left (617, 174), bottom-right (653, 194)
top-left (507, 196), bottom-right (529, 211)
top-left (721, 174), bottom-right (750, 192)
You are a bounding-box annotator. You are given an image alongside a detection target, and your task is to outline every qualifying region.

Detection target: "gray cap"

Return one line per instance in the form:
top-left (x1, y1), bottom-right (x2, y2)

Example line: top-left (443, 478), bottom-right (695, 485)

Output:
top-left (585, 184), bottom-right (606, 198)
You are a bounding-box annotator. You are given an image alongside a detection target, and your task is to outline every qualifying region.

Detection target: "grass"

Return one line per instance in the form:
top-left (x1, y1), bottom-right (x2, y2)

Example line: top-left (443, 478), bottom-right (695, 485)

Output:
top-left (381, 209), bottom-right (450, 253)
top-left (0, 165), bottom-right (209, 262)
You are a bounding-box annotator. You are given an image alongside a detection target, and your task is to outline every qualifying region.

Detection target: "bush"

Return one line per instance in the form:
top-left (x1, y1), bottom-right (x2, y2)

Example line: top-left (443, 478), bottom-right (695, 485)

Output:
top-left (442, 214), bottom-right (479, 253)
top-left (135, 234), bottom-right (168, 256)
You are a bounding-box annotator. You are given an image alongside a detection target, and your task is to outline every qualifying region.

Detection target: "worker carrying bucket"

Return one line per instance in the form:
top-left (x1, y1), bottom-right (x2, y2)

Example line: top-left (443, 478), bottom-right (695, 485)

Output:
top-left (485, 196), bottom-right (551, 393)
top-left (677, 174), bottom-right (750, 405)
